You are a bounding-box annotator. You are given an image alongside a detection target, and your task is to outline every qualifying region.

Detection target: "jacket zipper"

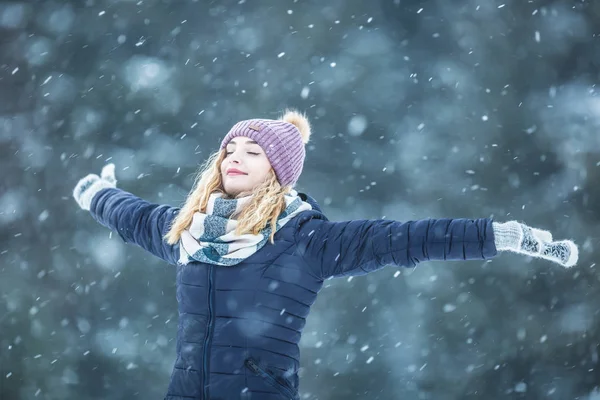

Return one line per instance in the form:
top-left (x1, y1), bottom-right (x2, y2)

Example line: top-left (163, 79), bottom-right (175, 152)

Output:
top-left (202, 265), bottom-right (215, 399)
top-left (245, 359), bottom-right (297, 399)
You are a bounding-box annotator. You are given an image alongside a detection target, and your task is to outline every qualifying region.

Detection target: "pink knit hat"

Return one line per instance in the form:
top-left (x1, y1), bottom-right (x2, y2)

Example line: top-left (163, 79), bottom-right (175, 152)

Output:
top-left (219, 111), bottom-right (311, 187)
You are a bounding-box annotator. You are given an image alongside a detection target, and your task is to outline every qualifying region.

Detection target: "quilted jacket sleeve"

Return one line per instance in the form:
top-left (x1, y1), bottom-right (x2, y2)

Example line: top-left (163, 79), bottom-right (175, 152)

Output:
top-left (89, 187), bottom-right (180, 266)
top-left (295, 216), bottom-right (497, 280)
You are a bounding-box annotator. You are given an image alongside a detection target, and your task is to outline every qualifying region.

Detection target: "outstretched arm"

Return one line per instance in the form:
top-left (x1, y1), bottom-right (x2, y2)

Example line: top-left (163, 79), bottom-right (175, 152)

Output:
top-left (294, 214), bottom-right (579, 280)
top-left (73, 164), bottom-right (180, 266)
top-left (294, 216), bottom-right (496, 280)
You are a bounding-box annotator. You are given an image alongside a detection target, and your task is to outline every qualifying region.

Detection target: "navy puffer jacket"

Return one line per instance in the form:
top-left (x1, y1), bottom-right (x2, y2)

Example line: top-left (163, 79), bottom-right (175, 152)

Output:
top-left (90, 188), bottom-right (497, 399)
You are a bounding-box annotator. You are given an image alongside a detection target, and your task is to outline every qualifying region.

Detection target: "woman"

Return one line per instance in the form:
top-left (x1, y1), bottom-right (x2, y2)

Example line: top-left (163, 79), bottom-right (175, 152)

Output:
top-left (73, 110), bottom-right (578, 400)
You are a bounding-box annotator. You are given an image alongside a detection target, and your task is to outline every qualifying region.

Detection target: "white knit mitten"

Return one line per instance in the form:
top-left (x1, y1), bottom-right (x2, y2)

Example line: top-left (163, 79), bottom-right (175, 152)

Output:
top-left (73, 164), bottom-right (117, 211)
top-left (492, 221), bottom-right (578, 268)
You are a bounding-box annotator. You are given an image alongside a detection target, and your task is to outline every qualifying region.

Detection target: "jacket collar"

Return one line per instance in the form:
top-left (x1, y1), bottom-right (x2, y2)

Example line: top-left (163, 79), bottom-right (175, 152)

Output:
top-left (298, 192), bottom-right (323, 213)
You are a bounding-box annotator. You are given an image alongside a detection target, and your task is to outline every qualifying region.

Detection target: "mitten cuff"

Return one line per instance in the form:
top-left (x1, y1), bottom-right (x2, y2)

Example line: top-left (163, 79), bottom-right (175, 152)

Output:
top-left (492, 221), bottom-right (523, 251)
top-left (78, 180), bottom-right (115, 211)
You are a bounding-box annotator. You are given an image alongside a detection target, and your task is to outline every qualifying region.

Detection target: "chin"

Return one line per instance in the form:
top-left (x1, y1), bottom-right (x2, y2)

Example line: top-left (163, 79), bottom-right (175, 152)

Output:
top-left (224, 185), bottom-right (246, 198)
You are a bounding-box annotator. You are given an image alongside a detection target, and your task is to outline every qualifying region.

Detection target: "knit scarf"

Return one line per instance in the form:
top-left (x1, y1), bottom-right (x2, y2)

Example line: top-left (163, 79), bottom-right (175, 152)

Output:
top-left (178, 191), bottom-right (312, 266)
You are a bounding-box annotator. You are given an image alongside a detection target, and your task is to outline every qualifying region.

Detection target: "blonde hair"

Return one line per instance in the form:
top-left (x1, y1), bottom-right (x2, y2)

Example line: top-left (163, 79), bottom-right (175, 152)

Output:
top-left (164, 109), bottom-right (311, 246)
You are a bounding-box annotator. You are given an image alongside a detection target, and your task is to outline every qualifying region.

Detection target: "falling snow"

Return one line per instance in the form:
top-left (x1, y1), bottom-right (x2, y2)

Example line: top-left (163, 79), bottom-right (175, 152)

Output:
top-left (0, 1), bottom-right (598, 400)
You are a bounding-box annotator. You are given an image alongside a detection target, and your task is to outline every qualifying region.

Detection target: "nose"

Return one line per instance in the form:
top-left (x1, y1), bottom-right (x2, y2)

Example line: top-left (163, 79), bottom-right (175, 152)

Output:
top-left (227, 150), bottom-right (242, 164)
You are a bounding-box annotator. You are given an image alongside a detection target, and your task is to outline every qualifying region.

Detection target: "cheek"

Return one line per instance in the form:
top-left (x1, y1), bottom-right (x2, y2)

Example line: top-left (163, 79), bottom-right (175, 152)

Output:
top-left (261, 157), bottom-right (272, 171)
top-left (220, 162), bottom-right (229, 175)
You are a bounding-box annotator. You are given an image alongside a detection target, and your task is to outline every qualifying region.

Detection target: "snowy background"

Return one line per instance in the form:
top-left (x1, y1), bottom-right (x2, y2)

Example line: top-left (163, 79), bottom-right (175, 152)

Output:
top-left (1, 0), bottom-right (600, 399)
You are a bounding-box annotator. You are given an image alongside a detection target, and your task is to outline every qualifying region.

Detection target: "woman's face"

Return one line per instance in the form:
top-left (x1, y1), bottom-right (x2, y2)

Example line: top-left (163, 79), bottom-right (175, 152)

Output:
top-left (221, 137), bottom-right (272, 197)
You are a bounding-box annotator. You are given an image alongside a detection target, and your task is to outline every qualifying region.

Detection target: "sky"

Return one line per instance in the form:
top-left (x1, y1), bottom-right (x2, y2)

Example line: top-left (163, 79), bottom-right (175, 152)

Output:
top-left (1, 0), bottom-right (599, 399)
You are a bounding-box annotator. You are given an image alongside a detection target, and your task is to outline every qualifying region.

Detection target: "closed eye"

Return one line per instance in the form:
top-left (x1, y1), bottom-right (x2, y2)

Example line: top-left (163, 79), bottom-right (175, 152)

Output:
top-left (247, 152), bottom-right (260, 155)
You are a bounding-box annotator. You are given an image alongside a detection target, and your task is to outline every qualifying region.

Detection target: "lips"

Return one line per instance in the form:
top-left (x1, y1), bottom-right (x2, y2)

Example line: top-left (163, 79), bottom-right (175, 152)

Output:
top-left (226, 168), bottom-right (247, 176)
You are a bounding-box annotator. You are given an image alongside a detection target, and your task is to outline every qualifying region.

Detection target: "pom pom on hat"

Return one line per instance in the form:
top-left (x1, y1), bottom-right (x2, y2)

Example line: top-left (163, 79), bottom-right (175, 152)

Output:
top-left (280, 109), bottom-right (311, 144)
